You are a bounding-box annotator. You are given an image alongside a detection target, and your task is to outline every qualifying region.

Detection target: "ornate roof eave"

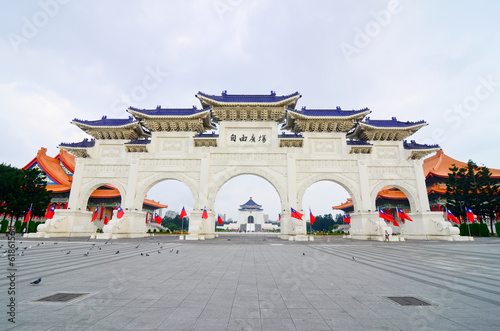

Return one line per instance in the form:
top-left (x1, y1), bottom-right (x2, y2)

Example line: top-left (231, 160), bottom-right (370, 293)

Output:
top-left (59, 138), bottom-right (95, 158)
top-left (128, 108), bottom-right (216, 132)
top-left (58, 147), bottom-right (90, 158)
top-left (71, 120), bottom-right (150, 140)
top-left (282, 108), bottom-right (371, 132)
top-left (346, 122), bottom-right (428, 141)
top-left (196, 92), bottom-right (301, 109)
top-left (404, 140), bottom-right (441, 160)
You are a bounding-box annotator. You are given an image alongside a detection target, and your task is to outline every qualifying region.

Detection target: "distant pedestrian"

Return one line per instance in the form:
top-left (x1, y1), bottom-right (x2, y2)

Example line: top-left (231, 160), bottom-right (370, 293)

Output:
top-left (384, 229), bottom-right (390, 242)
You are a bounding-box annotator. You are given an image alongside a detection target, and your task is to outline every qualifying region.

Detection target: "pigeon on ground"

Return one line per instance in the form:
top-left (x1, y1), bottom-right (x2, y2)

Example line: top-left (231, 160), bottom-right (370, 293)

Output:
top-left (115, 250), bottom-right (119, 254)
top-left (146, 253), bottom-right (149, 256)
top-left (87, 237), bottom-right (90, 241)
top-left (84, 252), bottom-right (89, 256)
top-left (176, 250), bottom-right (179, 254)
top-left (98, 247), bottom-right (101, 250)
top-left (140, 253), bottom-right (144, 256)
top-left (160, 246), bottom-right (163, 249)
top-left (37, 243), bottom-right (40, 246)
top-left (19, 251), bottom-right (24, 256)
top-left (23, 247), bottom-right (28, 250)
top-left (170, 249), bottom-right (173, 252)
top-left (54, 242), bottom-right (58, 244)
top-left (105, 241), bottom-right (108, 244)
top-left (352, 257), bottom-right (355, 261)
top-left (136, 244), bottom-right (140, 248)
top-left (66, 251), bottom-right (71, 255)
top-left (92, 243), bottom-right (95, 246)
top-left (30, 278), bottom-right (42, 285)
top-left (2, 253), bottom-right (7, 257)
top-left (158, 250), bottom-right (161, 254)
top-left (303, 253), bottom-right (305, 256)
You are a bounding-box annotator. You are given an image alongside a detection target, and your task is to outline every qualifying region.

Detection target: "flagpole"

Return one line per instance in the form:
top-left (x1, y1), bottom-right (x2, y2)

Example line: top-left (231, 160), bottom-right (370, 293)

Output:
top-left (26, 203), bottom-right (32, 235)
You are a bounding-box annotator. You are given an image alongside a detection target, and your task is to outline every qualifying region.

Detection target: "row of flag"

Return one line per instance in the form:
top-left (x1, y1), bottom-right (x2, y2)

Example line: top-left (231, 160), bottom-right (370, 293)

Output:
top-left (25, 204), bottom-right (479, 226)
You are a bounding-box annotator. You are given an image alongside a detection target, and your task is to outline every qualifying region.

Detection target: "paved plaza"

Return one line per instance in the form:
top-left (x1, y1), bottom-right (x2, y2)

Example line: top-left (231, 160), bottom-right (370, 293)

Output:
top-left (1, 234), bottom-right (499, 330)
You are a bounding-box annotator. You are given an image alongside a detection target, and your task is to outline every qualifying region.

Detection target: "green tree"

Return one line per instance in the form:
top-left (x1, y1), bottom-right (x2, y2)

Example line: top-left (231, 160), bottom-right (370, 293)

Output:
top-left (446, 161), bottom-right (500, 233)
top-left (309, 213), bottom-right (345, 233)
top-left (0, 164), bottom-right (52, 231)
top-left (161, 213), bottom-right (189, 232)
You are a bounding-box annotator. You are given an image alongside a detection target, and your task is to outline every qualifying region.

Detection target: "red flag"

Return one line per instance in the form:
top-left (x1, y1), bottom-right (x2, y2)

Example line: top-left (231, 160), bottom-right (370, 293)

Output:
top-left (291, 208), bottom-right (303, 220)
top-left (343, 214), bottom-right (351, 224)
top-left (278, 213), bottom-right (281, 222)
top-left (397, 208), bottom-right (413, 222)
top-left (202, 207), bottom-right (208, 219)
top-left (379, 208), bottom-right (395, 223)
top-left (392, 219), bottom-right (400, 227)
top-left (446, 208), bottom-right (460, 224)
top-left (217, 215), bottom-right (223, 225)
top-left (117, 206), bottom-right (124, 219)
top-left (104, 215), bottom-right (109, 225)
top-left (179, 207), bottom-right (187, 219)
top-left (154, 213), bottom-right (162, 224)
top-left (45, 205), bottom-right (55, 219)
top-left (465, 207), bottom-right (474, 223)
top-left (309, 209), bottom-right (316, 225)
top-left (91, 206), bottom-right (99, 222)
top-left (24, 204), bottom-right (32, 223)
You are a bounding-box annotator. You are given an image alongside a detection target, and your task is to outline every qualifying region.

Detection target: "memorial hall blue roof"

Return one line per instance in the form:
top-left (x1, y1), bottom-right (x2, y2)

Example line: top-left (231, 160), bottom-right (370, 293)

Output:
top-left (59, 138), bottom-right (96, 148)
top-left (72, 116), bottom-right (138, 127)
top-left (197, 91), bottom-right (301, 103)
top-left (361, 117), bottom-right (427, 128)
top-left (403, 140), bottom-right (440, 150)
top-left (128, 106), bottom-right (208, 116)
top-left (239, 198), bottom-right (263, 211)
top-left (287, 106), bottom-right (370, 117)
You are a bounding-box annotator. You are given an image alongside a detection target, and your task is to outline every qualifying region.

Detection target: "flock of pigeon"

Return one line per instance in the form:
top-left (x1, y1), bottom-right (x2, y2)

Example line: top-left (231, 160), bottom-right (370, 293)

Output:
top-left (1, 239), bottom-right (181, 286)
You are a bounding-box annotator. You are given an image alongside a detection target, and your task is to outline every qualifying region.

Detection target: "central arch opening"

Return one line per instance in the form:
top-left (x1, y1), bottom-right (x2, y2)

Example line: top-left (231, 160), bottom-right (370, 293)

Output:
top-left (214, 175), bottom-right (281, 233)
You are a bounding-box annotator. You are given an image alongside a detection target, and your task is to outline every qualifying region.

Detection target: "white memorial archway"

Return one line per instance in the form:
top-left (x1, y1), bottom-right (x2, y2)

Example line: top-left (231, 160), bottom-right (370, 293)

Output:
top-left (32, 91), bottom-right (463, 240)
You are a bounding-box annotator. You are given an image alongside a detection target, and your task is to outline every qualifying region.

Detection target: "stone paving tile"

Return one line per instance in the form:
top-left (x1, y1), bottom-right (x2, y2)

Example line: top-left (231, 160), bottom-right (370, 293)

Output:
top-left (227, 318), bottom-right (262, 331)
top-left (261, 318), bottom-right (298, 330)
top-left (291, 318), bottom-right (331, 331)
top-left (2, 236), bottom-right (500, 330)
top-left (191, 317), bottom-right (230, 330)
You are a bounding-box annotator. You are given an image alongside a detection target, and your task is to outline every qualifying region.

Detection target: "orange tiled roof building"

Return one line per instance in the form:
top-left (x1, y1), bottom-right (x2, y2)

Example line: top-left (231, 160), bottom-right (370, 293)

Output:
top-left (333, 150), bottom-right (500, 215)
top-left (23, 147), bottom-right (167, 224)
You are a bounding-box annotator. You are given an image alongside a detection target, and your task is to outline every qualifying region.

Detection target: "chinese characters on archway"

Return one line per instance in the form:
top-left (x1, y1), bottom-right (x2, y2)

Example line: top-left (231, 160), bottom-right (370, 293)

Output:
top-left (230, 133), bottom-right (266, 143)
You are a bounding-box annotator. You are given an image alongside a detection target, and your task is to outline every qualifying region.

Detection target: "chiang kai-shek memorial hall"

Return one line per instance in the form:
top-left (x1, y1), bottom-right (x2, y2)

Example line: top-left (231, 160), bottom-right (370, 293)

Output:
top-left (30, 90), bottom-right (466, 241)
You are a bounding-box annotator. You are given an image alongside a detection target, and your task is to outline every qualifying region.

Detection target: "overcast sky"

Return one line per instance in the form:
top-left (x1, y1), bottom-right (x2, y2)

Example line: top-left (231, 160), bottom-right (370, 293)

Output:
top-left (2, 0), bottom-right (499, 221)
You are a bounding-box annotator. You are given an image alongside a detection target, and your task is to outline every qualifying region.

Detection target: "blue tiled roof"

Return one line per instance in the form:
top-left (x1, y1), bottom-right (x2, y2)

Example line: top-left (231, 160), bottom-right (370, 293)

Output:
top-left (72, 116), bottom-right (138, 126)
top-left (197, 91), bottom-right (301, 103)
top-left (128, 105), bottom-right (209, 116)
top-left (346, 139), bottom-right (372, 146)
top-left (403, 140), bottom-right (440, 150)
top-left (125, 138), bottom-right (151, 145)
top-left (290, 106), bottom-right (370, 117)
top-left (362, 117), bottom-right (427, 128)
top-left (279, 133), bottom-right (304, 139)
top-left (239, 198), bottom-right (263, 210)
top-left (59, 138), bottom-right (95, 148)
top-left (194, 132), bottom-right (219, 138)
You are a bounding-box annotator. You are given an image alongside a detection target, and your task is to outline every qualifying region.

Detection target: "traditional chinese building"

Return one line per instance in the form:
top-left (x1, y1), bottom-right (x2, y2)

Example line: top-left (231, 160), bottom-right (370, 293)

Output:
top-left (23, 147), bottom-right (167, 225)
top-left (333, 149), bottom-right (500, 217)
